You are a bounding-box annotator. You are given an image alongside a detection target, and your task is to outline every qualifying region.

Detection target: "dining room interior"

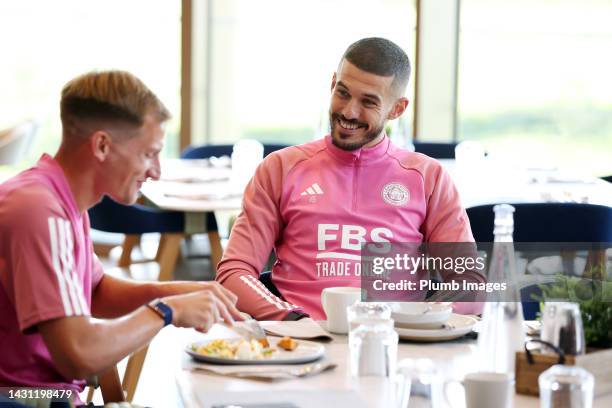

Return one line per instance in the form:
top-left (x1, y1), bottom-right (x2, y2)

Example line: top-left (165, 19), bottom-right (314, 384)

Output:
top-left (1, 0), bottom-right (612, 407)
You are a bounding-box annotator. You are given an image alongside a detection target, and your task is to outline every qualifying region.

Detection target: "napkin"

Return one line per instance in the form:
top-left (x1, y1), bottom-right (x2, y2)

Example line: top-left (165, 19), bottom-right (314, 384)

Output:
top-left (182, 354), bottom-right (337, 381)
top-left (261, 318), bottom-right (333, 341)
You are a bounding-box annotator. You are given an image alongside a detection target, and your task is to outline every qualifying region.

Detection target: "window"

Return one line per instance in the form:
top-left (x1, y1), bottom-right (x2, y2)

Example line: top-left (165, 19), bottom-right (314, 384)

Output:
top-left (458, 0), bottom-right (612, 177)
top-left (0, 0), bottom-right (182, 164)
top-left (203, 0), bottom-right (416, 146)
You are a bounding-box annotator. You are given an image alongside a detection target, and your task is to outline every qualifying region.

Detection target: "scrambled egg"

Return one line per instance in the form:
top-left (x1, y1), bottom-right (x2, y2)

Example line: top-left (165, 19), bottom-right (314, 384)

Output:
top-left (193, 339), bottom-right (275, 360)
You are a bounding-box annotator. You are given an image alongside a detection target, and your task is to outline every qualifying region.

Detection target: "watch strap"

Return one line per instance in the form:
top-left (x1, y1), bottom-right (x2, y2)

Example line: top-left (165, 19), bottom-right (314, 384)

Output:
top-left (147, 298), bottom-right (173, 327)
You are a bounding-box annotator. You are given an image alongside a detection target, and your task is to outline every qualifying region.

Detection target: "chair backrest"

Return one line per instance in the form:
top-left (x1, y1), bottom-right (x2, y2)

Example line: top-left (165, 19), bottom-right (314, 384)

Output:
top-left (466, 203), bottom-right (612, 243)
top-left (88, 196), bottom-right (187, 234)
top-left (413, 141), bottom-right (458, 159)
top-left (181, 143), bottom-right (290, 159)
top-left (467, 203), bottom-right (612, 320)
top-left (181, 144), bottom-right (233, 159)
top-left (0, 120), bottom-right (38, 165)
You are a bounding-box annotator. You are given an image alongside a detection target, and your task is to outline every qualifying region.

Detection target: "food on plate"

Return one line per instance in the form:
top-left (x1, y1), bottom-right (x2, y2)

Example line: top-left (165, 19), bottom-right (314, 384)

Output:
top-left (257, 338), bottom-right (270, 348)
top-left (277, 336), bottom-right (298, 351)
top-left (192, 339), bottom-right (276, 360)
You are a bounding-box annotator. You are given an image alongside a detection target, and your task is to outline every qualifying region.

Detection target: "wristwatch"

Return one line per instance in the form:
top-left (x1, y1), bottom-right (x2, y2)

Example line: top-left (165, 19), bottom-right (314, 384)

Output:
top-left (147, 298), bottom-right (173, 327)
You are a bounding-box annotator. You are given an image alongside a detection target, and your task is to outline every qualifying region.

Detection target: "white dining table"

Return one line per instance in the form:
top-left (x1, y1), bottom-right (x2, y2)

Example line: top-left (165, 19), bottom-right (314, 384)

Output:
top-left (438, 158), bottom-right (612, 209)
top-left (140, 159), bottom-right (242, 213)
top-left (131, 322), bottom-right (612, 408)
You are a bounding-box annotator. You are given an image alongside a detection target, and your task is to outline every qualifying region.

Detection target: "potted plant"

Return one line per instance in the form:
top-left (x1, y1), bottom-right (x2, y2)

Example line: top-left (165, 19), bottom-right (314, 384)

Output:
top-left (538, 269), bottom-right (612, 348)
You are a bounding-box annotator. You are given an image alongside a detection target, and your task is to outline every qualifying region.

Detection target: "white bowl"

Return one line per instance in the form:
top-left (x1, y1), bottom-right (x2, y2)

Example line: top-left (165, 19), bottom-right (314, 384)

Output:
top-left (391, 302), bottom-right (453, 329)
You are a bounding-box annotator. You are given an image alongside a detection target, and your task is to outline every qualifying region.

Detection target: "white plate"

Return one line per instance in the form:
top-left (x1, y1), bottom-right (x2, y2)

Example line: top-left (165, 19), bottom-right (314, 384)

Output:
top-left (186, 337), bottom-right (326, 365)
top-left (391, 302), bottom-right (453, 329)
top-left (395, 314), bottom-right (477, 342)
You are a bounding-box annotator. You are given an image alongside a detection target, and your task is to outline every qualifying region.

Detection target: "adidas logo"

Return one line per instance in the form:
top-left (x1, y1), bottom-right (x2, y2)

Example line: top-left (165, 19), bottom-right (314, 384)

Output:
top-left (300, 183), bottom-right (324, 196)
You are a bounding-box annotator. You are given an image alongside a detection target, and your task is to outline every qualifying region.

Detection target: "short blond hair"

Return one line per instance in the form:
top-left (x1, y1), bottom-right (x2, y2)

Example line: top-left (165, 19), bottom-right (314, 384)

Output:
top-left (60, 70), bottom-right (170, 138)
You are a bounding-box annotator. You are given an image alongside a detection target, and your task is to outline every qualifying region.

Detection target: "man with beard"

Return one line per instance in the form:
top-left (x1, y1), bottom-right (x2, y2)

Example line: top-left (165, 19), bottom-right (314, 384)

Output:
top-left (216, 37), bottom-right (483, 320)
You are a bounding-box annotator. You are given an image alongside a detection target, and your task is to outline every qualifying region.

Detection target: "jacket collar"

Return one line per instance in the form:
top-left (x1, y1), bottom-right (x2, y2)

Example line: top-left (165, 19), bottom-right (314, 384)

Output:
top-left (324, 133), bottom-right (390, 165)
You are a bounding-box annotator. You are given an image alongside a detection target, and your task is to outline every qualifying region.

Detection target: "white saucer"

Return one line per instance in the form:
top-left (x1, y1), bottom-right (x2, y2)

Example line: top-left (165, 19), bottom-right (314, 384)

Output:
top-left (395, 314), bottom-right (477, 342)
top-left (391, 302), bottom-right (453, 329)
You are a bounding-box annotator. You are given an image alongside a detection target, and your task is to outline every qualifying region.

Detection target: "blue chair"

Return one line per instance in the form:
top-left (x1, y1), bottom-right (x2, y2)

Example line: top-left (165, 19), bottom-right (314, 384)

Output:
top-left (466, 203), bottom-right (612, 319)
top-left (89, 196), bottom-right (185, 235)
top-left (88, 196), bottom-right (190, 279)
top-left (181, 143), bottom-right (289, 160)
top-left (413, 141), bottom-right (458, 159)
top-left (466, 203), bottom-right (612, 243)
top-left (181, 144), bottom-right (233, 159)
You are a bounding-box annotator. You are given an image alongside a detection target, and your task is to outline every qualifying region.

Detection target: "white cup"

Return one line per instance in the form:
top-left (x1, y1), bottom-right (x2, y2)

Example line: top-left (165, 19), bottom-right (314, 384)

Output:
top-left (321, 287), bottom-right (362, 334)
top-left (445, 372), bottom-right (513, 408)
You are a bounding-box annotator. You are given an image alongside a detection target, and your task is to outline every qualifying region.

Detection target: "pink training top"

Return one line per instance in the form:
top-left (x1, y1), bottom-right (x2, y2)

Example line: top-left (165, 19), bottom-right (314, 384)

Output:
top-left (217, 135), bottom-right (483, 320)
top-left (0, 154), bottom-right (104, 397)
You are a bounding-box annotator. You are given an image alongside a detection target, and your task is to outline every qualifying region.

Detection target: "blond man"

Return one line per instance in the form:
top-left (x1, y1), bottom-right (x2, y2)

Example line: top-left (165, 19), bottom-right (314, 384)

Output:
top-left (0, 71), bottom-right (242, 405)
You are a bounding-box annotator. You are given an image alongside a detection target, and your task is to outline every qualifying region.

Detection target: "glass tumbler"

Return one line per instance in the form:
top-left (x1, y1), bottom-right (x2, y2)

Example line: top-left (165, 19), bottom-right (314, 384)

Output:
top-left (348, 302), bottom-right (397, 377)
top-left (395, 358), bottom-right (443, 408)
top-left (541, 302), bottom-right (585, 356)
top-left (347, 302), bottom-right (392, 331)
top-left (539, 365), bottom-right (594, 408)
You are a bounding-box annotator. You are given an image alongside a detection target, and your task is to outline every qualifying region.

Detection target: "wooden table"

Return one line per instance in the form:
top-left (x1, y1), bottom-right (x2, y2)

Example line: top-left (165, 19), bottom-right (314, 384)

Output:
top-left (129, 322), bottom-right (612, 408)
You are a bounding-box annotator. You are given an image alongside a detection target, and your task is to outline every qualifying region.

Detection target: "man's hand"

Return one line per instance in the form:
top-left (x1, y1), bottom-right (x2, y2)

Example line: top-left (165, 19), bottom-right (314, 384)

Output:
top-left (163, 287), bottom-right (242, 332)
top-left (159, 281), bottom-right (243, 330)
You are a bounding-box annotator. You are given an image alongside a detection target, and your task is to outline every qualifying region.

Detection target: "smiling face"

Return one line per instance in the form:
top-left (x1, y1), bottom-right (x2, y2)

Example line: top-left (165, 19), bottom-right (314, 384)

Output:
top-left (329, 60), bottom-right (408, 151)
top-left (102, 113), bottom-right (165, 204)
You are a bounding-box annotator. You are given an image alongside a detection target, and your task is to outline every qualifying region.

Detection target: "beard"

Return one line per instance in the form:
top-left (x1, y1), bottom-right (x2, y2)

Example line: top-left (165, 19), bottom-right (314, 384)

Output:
top-left (329, 111), bottom-right (385, 151)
